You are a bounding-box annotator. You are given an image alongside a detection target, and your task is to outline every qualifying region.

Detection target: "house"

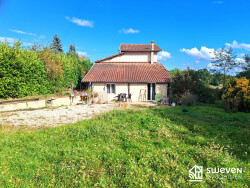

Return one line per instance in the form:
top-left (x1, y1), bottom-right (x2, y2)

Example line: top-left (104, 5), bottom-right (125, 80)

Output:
top-left (81, 41), bottom-right (171, 102)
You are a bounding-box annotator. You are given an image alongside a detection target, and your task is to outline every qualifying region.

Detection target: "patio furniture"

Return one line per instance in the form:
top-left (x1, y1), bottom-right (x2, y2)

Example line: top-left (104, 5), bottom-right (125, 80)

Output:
top-left (115, 93), bottom-right (122, 101)
top-left (121, 93), bottom-right (127, 102)
top-left (153, 93), bottom-right (162, 103)
top-left (80, 93), bottom-right (88, 102)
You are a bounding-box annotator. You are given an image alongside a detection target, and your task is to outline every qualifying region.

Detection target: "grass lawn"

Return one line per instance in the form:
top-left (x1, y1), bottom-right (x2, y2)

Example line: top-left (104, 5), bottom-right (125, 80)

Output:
top-left (0, 105), bottom-right (249, 187)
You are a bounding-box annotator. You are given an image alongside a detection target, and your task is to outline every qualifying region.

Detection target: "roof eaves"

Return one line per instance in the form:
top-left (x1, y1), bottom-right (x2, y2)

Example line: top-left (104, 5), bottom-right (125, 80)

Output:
top-left (95, 52), bottom-right (124, 63)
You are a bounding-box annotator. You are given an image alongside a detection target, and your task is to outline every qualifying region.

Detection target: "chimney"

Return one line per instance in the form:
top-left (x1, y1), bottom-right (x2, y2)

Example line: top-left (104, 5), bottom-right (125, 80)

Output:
top-left (151, 40), bottom-right (154, 64)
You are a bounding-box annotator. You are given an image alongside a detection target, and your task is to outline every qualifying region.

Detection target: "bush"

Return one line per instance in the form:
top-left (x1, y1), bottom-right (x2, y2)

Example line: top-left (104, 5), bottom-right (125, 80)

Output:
top-left (0, 42), bottom-right (92, 99)
top-left (0, 42), bottom-right (51, 98)
top-left (170, 70), bottom-right (196, 101)
top-left (181, 91), bottom-right (198, 106)
top-left (222, 77), bottom-right (250, 112)
top-left (171, 69), bottom-right (216, 104)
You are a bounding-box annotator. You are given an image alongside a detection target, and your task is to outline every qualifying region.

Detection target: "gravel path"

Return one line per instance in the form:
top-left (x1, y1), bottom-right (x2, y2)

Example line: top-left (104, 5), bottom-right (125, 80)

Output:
top-left (0, 104), bottom-right (117, 128)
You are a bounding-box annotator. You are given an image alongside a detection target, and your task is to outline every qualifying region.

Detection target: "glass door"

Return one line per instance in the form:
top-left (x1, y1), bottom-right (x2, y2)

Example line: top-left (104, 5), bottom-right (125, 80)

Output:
top-left (147, 83), bottom-right (156, 100)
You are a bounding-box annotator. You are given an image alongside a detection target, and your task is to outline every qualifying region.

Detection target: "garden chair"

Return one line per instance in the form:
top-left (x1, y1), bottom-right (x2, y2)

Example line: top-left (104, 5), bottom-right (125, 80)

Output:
top-left (153, 93), bottom-right (162, 103)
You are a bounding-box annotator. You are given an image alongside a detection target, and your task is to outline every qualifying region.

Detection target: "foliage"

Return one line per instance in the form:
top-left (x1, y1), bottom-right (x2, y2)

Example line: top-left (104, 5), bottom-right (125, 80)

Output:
top-left (0, 42), bottom-right (51, 98)
top-left (0, 105), bottom-right (249, 187)
top-left (170, 70), bottom-right (196, 101)
top-left (195, 68), bottom-right (212, 85)
top-left (169, 68), bottom-right (182, 77)
top-left (236, 54), bottom-right (250, 80)
top-left (180, 91), bottom-right (198, 106)
top-left (209, 47), bottom-right (237, 86)
top-left (50, 34), bottom-right (63, 54)
top-left (0, 42), bottom-right (92, 99)
top-left (68, 44), bottom-right (78, 58)
top-left (236, 70), bottom-right (250, 80)
top-left (171, 69), bottom-right (216, 103)
top-left (242, 54), bottom-right (250, 71)
top-left (222, 77), bottom-right (250, 112)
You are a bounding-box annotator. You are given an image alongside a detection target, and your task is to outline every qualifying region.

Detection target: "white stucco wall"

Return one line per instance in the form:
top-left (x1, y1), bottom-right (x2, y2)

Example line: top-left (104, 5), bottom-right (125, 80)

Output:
top-left (156, 84), bottom-right (168, 97)
top-left (92, 83), bottom-right (167, 102)
top-left (103, 52), bottom-right (158, 63)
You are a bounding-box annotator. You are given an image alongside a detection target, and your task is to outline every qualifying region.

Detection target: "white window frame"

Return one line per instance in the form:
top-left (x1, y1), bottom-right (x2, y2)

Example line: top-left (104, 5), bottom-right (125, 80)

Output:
top-left (106, 83), bottom-right (116, 94)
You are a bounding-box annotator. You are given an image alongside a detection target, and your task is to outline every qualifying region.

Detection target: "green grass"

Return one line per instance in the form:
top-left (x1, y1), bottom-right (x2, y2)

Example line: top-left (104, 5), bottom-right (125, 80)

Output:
top-left (0, 105), bottom-right (249, 187)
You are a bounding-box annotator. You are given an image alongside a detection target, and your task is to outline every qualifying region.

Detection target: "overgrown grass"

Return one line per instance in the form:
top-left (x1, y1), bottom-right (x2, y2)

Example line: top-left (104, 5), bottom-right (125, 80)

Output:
top-left (0, 105), bottom-right (249, 187)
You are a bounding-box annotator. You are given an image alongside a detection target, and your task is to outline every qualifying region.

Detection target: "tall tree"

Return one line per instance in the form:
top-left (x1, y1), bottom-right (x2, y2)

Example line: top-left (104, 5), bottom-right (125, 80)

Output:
top-left (236, 54), bottom-right (250, 79)
top-left (50, 34), bottom-right (63, 54)
top-left (209, 47), bottom-right (237, 87)
top-left (69, 44), bottom-right (76, 54)
top-left (68, 44), bottom-right (78, 57)
top-left (243, 54), bottom-right (250, 71)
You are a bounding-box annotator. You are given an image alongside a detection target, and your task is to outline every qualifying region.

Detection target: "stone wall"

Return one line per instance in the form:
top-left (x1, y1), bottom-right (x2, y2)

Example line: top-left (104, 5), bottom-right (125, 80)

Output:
top-left (0, 96), bottom-right (75, 112)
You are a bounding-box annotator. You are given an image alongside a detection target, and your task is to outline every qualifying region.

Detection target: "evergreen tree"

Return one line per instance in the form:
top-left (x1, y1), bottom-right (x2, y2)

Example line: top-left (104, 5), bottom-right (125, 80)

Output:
top-left (68, 44), bottom-right (79, 58)
top-left (69, 44), bottom-right (76, 54)
top-left (50, 34), bottom-right (63, 54)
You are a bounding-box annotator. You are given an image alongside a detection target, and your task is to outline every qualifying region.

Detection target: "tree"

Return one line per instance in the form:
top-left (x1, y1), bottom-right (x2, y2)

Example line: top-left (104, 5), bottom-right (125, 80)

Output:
top-left (243, 54), bottom-right (250, 71)
top-left (69, 44), bottom-right (76, 53)
top-left (209, 47), bottom-right (237, 87)
top-left (236, 54), bottom-right (250, 80)
top-left (169, 68), bottom-right (182, 77)
top-left (68, 44), bottom-right (78, 57)
top-left (196, 68), bottom-right (212, 85)
top-left (222, 77), bottom-right (250, 112)
top-left (50, 34), bottom-right (63, 54)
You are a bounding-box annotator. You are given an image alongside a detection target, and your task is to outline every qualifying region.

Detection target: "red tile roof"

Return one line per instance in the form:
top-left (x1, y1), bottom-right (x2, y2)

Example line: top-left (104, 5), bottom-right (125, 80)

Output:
top-left (120, 44), bottom-right (162, 52)
top-left (82, 62), bottom-right (171, 83)
top-left (95, 52), bottom-right (124, 63)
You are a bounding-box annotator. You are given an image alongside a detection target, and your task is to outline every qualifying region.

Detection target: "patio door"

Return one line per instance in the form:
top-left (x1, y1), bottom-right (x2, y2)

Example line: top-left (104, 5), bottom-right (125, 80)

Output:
top-left (147, 83), bottom-right (156, 101)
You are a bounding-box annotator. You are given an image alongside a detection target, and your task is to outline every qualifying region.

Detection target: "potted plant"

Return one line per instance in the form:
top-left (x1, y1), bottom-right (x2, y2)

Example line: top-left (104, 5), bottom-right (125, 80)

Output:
top-left (85, 88), bottom-right (93, 104)
top-left (97, 97), bottom-right (102, 104)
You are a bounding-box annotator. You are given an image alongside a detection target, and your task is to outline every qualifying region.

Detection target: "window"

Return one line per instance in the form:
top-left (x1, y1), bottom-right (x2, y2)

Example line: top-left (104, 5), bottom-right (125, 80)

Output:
top-left (107, 84), bottom-right (115, 94)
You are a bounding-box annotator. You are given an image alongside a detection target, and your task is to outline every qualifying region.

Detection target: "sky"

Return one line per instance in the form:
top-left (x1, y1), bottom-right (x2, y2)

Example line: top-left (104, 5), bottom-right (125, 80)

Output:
top-left (0, 0), bottom-right (250, 71)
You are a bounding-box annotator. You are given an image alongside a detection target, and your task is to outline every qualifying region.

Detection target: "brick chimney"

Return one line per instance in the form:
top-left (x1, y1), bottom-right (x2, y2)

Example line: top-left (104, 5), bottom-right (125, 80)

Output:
top-left (151, 40), bottom-right (154, 64)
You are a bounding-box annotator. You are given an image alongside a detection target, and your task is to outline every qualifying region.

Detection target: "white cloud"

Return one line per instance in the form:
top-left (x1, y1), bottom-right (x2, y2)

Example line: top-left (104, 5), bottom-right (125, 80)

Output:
top-left (65, 16), bottom-right (94, 28)
top-left (0, 37), bottom-right (32, 46)
top-left (157, 51), bottom-right (171, 60)
top-left (225, 40), bottom-right (250, 51)
top-left (213, 1), bottom-right (224, 4)
top-left (119, 28), bottom-right (140, 34)
top-left (0, 37), bottom-right (15, 43)
top-left (77, 51), bottom-right (87, 57)
top-left (180, 46), bottom-right (215, 63)
top-left (9, 29), bottom-right (36, 36)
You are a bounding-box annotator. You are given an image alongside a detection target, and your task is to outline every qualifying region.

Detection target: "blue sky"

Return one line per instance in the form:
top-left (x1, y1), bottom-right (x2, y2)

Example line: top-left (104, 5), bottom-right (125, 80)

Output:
top-left (0, 0), bottom-right (250, 70)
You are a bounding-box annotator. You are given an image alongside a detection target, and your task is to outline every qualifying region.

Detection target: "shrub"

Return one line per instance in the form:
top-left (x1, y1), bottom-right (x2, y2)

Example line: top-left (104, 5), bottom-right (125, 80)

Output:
top-left (0, 42), bottom-right (92, 99)
top-left (170, 70), bottom-right (196, 101)
top-left (222, 77), bottom-right (250, 112)
top-left (0, 42), bottom-right (51, 98)
top-left (171, 69), bottom-right (216, 104)
top-left (181, 91), bottom-right (198, 106)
